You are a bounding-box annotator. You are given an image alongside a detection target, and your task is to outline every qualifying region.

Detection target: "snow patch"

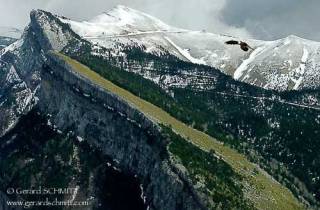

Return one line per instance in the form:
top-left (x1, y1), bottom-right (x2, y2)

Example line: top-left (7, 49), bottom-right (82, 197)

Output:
top-left (77, 136), bottom-right (84, 142)
top-left (6, 66), bottom-right (22, 83)
top-left (164, 36), bottom-right (206, 65)
top-left (293, 77), bottom-right (304, 90)
top-left (234, 46), bottom-right (266, 80)
top-left (0, 39), bottom-right (24, 56)
top-left (292, 48), bottom-right (309, 90)
top-left (301, 48), bottom-right (309, 63)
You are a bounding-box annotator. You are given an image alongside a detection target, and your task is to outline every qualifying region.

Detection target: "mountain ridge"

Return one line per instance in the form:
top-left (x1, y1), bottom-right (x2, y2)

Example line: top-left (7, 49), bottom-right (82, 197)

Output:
top-left (59, 5), bottom-right (320, 91)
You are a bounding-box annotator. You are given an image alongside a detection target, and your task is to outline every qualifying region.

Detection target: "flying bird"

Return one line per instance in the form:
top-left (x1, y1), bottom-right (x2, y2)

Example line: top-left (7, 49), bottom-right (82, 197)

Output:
top-left (225, 40), bottom-right (254, 52)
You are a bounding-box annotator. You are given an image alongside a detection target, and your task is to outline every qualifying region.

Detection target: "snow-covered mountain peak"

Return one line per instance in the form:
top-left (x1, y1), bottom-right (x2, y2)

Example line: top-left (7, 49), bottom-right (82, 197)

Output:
top-left (286, 34), bottom-right (303, 40)
top-left (89, 5), bottom-right (173, 31)
top-left (63, 5), bottom-right (179, 39)
top-left (277, 35), bottom-right (319, 46)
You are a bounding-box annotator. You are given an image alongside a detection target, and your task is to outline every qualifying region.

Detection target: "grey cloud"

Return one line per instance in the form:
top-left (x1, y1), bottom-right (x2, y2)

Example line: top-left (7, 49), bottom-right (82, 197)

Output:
top-left (0, 0), bottom-right (251, 38)
top-left (0, 0), bottom-right (318, 41)
top-left (221, 0), bottom-right (320, 40)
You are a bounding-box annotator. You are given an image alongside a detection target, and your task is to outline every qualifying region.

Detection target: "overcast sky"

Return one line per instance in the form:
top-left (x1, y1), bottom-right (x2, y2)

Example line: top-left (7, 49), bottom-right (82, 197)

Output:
top-left (0, 0), bottom-right (319, 41)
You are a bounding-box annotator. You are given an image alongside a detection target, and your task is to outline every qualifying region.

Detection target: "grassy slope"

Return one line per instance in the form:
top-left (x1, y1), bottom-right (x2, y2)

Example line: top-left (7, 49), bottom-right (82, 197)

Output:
top-left (54, 52), bottom-right (304, 210)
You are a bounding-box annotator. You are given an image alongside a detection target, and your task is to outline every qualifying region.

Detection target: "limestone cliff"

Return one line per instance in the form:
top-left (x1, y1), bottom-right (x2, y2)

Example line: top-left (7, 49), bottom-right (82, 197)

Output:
top-left (37, 53), bottom-right (207, 210)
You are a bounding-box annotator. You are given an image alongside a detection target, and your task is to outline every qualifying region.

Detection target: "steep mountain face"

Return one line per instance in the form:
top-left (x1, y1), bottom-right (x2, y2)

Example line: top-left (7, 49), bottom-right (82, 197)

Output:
top-left (60, 5), bottom-right (320, 91)
top-left (37, 54), bottom-right (217, 210)
top-left (0, 10), bottom-right (81, 137)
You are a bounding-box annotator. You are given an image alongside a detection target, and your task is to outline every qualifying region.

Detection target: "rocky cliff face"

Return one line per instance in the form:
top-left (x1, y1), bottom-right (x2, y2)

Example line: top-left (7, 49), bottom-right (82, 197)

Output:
top-left (37, 53), bottom-right (207, 210)
top-left (0, 9), bottom-right (82, 137)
